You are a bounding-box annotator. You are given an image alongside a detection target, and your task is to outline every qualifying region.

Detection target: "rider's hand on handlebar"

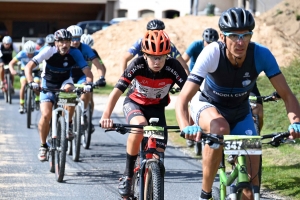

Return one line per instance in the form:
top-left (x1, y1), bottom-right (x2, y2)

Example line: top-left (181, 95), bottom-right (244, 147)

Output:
top-left (83, 83), bottom-right (93, 92)
top-left (10, 69), bottom-right (17, 75)
top-left (29, 81), bottom-right (39, 90)
top-left (182, 125), bottom-right (202, 142)
top-left (288, 122), bottom-right (300, 139)
top-left (95, 76), bottom-right (106, 87)
top-left (99, 118), bottom-right (114, 129)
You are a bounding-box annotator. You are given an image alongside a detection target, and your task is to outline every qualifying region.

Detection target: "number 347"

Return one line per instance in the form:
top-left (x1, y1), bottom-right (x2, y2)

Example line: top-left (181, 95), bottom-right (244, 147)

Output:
top-left (224, 141), bottom-right (243, 150)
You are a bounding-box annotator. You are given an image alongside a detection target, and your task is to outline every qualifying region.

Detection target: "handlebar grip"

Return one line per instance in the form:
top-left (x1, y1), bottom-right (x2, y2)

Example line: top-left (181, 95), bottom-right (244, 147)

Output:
top-left (180, 131), bottom-right (185, 138)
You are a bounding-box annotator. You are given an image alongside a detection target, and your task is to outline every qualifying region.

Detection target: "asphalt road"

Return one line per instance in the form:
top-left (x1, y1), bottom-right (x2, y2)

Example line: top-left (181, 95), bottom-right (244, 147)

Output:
top-left (0, 92), bottom-right (213, 200)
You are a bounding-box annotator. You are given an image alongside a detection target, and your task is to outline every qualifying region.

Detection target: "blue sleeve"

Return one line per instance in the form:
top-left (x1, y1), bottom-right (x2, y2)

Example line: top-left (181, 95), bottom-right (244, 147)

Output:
top-left (169, 42), bottom-right (181, 58)
top-left (70, 48), bottom-right (88, 69)
top-left (185, 41), bottom-right (202, 57)
top-left (128, 38), bottom-right (142, 56)
top-left (81, 43), bottom-right (97, 61)
top-left (254, 43), bottom-right (281, 78)
top-left (15, 51), bottom-right (25, 61)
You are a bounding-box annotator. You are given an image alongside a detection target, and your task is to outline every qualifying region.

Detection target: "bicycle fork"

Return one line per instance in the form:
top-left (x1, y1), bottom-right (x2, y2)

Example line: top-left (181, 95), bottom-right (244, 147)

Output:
top-left (52, 107), bottom-right (69, 148)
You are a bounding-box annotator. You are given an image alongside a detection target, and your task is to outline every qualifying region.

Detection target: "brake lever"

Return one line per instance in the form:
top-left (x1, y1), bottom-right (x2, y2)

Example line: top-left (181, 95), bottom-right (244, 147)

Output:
top-left (105, 127), bottom-right (129, 135)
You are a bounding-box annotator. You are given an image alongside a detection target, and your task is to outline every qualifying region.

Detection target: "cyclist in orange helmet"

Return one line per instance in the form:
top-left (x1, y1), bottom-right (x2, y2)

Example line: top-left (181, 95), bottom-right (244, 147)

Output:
top-left (100, 30), bottom-right (187, 198)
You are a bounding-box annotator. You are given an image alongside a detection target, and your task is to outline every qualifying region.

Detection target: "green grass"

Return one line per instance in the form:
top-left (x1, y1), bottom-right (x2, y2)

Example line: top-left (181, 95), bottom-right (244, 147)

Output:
top-left (165, 58), bottom-right (300, 199)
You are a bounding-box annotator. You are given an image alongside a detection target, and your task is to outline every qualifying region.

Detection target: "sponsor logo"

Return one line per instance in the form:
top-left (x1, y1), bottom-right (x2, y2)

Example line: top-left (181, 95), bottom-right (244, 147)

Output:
top-left (245, 130), bottom-right (253, 135)
top-left (63, 62), bottom-right (68, 67)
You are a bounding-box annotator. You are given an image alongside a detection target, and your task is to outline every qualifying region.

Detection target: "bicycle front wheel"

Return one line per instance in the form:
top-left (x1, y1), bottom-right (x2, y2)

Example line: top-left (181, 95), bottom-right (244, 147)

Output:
top-left (72, 105), bottom-right (82, 161)
top-left (48, 119), bottom-right (55, 173)
top-left (144, 162), bottom-right (162, 200)
top-left (131, 156), bottom-right (140, 199)
top-left (55, 115), bottom-right (67, 182)
top-left (26, 87), bottom-right (32, 128)
top-left (6, 74), bottom-right (12, 104)
top-left (82, 103), bottom-right (92, 149)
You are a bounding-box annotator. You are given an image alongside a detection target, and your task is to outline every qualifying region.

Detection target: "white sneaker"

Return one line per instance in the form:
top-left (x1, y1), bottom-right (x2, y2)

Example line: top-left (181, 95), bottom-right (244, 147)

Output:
top-left (19, 105), bottom-right (25, 114)
top-left (0, 81), bottom-right (2, 88)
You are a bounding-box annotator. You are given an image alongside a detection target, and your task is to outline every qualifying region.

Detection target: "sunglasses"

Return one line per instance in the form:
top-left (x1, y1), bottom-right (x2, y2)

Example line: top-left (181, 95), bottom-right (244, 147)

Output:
top-left (71, 37), bottom-right (81, 42)
top-left (146, 54), bottom-right (167, 61)
top-left (222, 32), bottom-right (253, 42)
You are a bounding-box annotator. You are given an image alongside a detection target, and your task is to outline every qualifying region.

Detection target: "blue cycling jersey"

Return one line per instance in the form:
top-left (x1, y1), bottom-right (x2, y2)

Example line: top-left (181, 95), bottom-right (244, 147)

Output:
top-left (185, 40), bottom-right (204, 71)
top-left (15, 50), bottom-right (39, 70)
top-left (128, 38), bottom-right (181, 58)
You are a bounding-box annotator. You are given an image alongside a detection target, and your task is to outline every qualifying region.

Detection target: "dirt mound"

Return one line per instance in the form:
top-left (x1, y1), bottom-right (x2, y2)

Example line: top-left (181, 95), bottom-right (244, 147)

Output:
top-left (93, 0), bottom-right (300, 84)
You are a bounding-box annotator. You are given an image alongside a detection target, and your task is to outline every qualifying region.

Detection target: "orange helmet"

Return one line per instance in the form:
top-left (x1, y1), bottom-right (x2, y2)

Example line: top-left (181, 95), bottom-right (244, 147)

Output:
top-left (141, 30), bottom-right (171, 55)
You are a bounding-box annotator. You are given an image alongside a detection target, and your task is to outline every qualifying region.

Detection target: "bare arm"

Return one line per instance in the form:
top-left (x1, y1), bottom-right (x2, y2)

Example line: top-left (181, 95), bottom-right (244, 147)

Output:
top-left (8, 58), bottom-right (18, 75)
top-left (175, 81), bottom-right (200, 130)
top-left (82, 67), bottom-right (93, 83)
top-left (270, 74), bottom-right (300, 137)
top-left (121, 52), bottom-right (134, 72)
top-left (181, 52), bottom-right (190, 63)
top-left (92, 57), bottom-right (106, 77)
top-left (176, 56), bottom-right (190, 75)
top-left (24, 60), bottom-right (37, 83)
top-left (100, 88), bottom-right (123, 128)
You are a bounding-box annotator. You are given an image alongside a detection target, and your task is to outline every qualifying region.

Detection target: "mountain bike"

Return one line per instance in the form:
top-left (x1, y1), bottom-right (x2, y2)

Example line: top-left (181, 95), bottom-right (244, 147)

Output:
top-left (44, 87), bottom-right (83, 182)
top-left (2, 65), bottom-right (13, 104)
top-left (67, 84), bottom-right (95, 161)
top-left (181, 131), bottom-right (293, 200)
top-left (24, 84), bottom-right (40, 128)
top-left (102, 118), bottom-right (180, 200)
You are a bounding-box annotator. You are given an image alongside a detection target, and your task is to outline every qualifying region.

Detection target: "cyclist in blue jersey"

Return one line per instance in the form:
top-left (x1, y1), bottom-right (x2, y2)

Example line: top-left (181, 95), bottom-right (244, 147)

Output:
top-left (100, 30), bottom-right (187, 198)
top-left (67, 25), bottom-right (107, 132)
top-left (8, 40), bottom-right (40, 113)
top-left (0, 36), bottom-right (19, 89)
top-left (175, 7), bottom-right (300, 200)
top-left (121, 19), bottom-right (189, 75)
top-left (182, 28), bottom-right (219, 148)
top-left (24, 29), bottom-right (94, 162)
top-left (35, 38), bottom-right (45, 50)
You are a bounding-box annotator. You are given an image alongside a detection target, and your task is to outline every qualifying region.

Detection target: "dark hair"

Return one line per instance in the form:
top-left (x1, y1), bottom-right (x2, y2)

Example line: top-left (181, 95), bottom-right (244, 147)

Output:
top-left (218, 7), bottom-right (255, 32)
top-left (203, 28), bottom-right (219, 43)
top-left (146, 19), bottom-right (165, 30)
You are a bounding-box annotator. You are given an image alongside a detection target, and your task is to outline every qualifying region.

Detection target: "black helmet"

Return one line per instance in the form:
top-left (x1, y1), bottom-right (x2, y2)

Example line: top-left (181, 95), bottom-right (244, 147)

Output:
top-left (54, 29), bottom-right (72, 41)
top-left (36, 38), bottom-right (45, 46)
top-left (203, 28), bottom-right (219, 43)
top-left (146, 19), bottom-right (165, 30)
top-left (218, 7), bottom-right (255, 32)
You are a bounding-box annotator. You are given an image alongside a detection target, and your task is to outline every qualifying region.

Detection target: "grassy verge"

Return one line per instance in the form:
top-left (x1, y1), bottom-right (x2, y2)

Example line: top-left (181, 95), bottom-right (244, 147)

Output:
top-left (165, 59), bottom-right (300, 199)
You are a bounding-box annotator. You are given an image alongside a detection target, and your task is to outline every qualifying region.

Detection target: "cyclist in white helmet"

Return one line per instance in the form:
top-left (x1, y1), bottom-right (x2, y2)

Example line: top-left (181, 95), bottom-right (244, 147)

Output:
top-left (39, 34), bottom-right (55, 52)
top-left (9, 40), bottom-right (40, 113)
top-left (67, 25), bottom-right (107, 132)
top-left (0, 36), bottom-right (19, 89)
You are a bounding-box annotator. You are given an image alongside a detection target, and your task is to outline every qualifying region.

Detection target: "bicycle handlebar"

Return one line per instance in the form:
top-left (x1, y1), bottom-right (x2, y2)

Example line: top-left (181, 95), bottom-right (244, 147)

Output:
top-left (249, 91), bottom-right (281, 103)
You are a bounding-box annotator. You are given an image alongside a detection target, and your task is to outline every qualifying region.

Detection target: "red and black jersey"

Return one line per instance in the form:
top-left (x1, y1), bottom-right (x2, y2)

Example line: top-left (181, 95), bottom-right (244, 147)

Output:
top-left (115, 56), bottom-right (187, 107)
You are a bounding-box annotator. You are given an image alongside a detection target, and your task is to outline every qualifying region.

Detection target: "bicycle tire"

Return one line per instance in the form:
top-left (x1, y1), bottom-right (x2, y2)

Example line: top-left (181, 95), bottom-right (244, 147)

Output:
top-left (48, 119), bottom-right (55, 173)
top-left (82, 103), bottom-right (92, 149)
top-left (6, 74), bottom-right (12, 104)
top-left (26, 87), bottom-right (32, 128)
top-left (194, 141), bottom-right (202, 156)
top-left (55, 116), bottom-right (67, 182)
top-left (144, 162), bottom-right (162, 200)
top-left (72, 105), bottom-right (82, 161)
top-left (131, 156), bottom-right (140, 199)
top-left (212, 186), bottom-right (220, 200)
top-left (253, 114), bottom-right (262, 191)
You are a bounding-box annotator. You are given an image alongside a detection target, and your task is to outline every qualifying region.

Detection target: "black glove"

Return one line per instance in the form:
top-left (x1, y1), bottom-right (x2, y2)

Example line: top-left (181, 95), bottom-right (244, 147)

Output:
top-left (95, 76), bottom-right (106, 87)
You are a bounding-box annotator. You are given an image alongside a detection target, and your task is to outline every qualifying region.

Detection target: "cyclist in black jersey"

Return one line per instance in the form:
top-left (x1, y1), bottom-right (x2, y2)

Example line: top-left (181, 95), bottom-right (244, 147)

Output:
top-left (0, 36), bottom-right (19, 89)
top-left (121, 19), bottom-right (189, 75)
top-left (25, 29), bottom-right (94, 162)
top-left (176, 7), bottom-right (300, 200)
top-left (100, 30), bottom-right (187, 198)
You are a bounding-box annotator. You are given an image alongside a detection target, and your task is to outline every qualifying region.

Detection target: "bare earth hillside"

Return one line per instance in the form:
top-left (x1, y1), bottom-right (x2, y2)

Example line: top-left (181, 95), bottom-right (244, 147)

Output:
top-left (93, 0), bottom-right (300, 84)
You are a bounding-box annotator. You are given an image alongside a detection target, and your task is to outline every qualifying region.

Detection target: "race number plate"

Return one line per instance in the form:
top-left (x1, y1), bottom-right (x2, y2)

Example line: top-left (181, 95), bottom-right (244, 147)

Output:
top-left (223, 135), bottom-right (262, 155)
top-left (57, 92), bottom-right (77, 106)
top-left (143, 126), bottom-right (165, 140)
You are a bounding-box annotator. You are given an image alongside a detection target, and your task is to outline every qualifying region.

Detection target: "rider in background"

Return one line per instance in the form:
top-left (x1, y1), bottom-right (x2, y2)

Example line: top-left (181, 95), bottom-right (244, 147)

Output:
top-left (67, 25), bottom-right (107, 132)
top-left (39, 34), bottom-right (55, 51)
top-left (182, 28), bottom-right (219, 148)
top-left (120, 19), bottom-right (189, 75)
top-left (0, 36), bottom-right (19, 89)
top-left (35, 38), bottom-right (45, 50)
top-left (81, 33), bottom-right (107, 132)
top-left (24, 29), bottom-right (93, 161)
top-left (175, 7), bottom-right (300, 200)
top-left (8, 40), bottom-right (40, 113)
top-left (100, 30), bottom-right (187, 199)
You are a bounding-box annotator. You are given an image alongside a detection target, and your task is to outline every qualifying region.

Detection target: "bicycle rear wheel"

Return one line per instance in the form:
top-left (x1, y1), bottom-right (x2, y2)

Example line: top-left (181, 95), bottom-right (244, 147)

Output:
top-left (144, 162), bottom-right (162, 200)
top-left (82, 103), bottom-right (92, 149)
top-left (26, 87), bottom-right (32, 128)
top-left (72, 105), bottom-right (82, 161)
top-left (131, 156), bottom-right (140, 199)
top-left (55, 115), bottom-right (67, 182)
top-left (48, 119), bottom-right (55, 173)
top-left (6, 74), bottom-right (12, 104)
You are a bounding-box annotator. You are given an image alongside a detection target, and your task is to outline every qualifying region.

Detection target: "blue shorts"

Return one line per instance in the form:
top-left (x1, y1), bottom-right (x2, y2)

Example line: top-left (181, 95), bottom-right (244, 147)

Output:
top-left (73, 75), bottom-right (86, 84)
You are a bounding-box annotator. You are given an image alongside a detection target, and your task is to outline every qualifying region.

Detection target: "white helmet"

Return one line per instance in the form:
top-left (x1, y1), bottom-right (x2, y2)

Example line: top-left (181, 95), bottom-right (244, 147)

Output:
top-left (2, 36), bottom-right (12, 44)
top-left (45, 34), bottom-right (54, 44)
top-left (24, 40), bottom-right (36, 54)
top-left (67, 25), bottom-right (83, 37)
top-left (80, 34), bottom-right (94, 47)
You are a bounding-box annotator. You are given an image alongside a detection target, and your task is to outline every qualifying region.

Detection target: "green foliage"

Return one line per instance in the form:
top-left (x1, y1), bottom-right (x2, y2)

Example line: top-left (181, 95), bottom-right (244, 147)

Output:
top-left (296, 14), bottom-right (300, 21)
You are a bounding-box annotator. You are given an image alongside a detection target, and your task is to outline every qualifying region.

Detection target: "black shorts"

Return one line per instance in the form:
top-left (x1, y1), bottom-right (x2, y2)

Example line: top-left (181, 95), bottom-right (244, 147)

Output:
top-left (123, 100), bottom-right (168, 150)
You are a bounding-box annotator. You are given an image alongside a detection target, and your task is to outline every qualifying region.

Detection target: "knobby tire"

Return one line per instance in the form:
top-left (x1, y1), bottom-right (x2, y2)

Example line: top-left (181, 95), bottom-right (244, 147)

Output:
top-left (26, 88), bottom-right (32, 128)
top-left (6, 74), bottom-right (12, 104)
top-left (82, 103), bottom-right (92, 149)
top-left (72, 105), bottom-right (82, 161)
top-left (55, 116), bottom-right (67, 182)
top-left (144, 162), bottom-right (162, 200)
top-left (48, 119), bottom-right (55, 173)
